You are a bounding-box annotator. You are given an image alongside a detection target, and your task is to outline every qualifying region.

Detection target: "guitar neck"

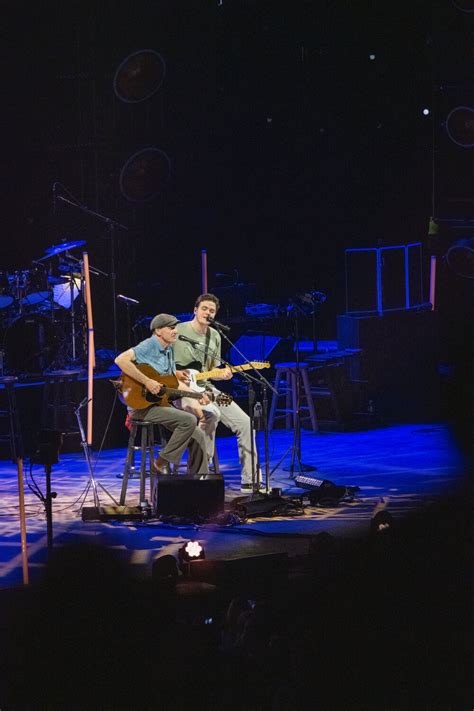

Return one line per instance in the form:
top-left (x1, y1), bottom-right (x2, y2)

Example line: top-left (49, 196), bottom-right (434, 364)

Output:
top-left (163, 387), bottom-right (202, 401)
top-left (196, 363), bottom-right (255, 381)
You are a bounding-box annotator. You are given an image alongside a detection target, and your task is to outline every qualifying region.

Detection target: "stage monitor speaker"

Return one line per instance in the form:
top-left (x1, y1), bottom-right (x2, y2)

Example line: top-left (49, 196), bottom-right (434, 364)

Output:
top-left (155, 475), bottom-right (224, 518)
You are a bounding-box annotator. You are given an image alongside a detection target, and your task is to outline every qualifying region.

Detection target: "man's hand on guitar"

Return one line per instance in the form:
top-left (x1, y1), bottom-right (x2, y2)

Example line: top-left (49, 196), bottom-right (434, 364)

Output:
top-left (175, 369), bottom-right (191, 386)
top-left (145, 377), bottom-right (163, 395)
top-left (213, 366), bottom-right (233, 381)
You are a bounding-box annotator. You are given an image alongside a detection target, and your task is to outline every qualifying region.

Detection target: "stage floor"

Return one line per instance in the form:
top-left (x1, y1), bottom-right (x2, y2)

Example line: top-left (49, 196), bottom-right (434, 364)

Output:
top-left (0, 423), bottom-right (465, 588)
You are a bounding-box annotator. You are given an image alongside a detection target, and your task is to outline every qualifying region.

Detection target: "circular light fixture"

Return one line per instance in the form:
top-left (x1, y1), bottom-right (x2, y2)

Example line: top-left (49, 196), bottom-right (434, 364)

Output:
top-left (119, 147), bottom-right (171, 202)
top-left (113, 49), bottom-right (166, 103)
top-left (446, 238), bottom-right (474, 279)
top-left (446, 106), bottom-right (474, 147)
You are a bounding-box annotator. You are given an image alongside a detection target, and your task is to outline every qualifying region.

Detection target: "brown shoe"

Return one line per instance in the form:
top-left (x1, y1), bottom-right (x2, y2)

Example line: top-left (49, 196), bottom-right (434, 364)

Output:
top-left (153, 456), bottom-right (170, 475)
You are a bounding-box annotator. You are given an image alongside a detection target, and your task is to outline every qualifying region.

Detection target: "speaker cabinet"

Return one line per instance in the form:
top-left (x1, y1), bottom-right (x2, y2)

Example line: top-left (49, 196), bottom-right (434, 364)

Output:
top-left (155, 475), bottom-right (224, 517)
top-left (337, 310), bottom-right (440, 419)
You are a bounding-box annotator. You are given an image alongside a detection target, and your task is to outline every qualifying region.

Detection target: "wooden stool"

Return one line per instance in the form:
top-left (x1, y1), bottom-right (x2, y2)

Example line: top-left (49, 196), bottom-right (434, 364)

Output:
top-left (268, 362), bottom-right (318, 432)
top-left (119, 420), bottom-right (157, 506)
top-left (0, 376), bottom-right (23, 461)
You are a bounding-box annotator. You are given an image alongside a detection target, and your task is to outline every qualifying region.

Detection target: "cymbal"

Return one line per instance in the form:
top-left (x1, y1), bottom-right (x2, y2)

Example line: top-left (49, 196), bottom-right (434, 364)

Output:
top-left (44, 240), bottom-right (86, 257)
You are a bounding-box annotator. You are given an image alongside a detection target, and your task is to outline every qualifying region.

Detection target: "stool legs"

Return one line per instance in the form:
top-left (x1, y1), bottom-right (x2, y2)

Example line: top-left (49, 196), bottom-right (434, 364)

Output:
top-left (120, 423), bottom-right (137, 505)
top-left (120, 422), bottom-right (155, 506)
top-left (301, 367), bottom-right (319, 432)
top-left (269, 363), bottom-right (318, 433)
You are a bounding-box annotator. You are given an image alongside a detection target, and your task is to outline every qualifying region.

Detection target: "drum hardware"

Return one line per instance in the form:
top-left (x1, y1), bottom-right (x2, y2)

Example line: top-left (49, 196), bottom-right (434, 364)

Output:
top-left (0, 258), bottom-right (83, 374)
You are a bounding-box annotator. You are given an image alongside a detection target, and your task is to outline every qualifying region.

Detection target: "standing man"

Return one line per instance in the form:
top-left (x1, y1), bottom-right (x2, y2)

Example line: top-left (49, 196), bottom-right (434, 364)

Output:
top-left (115, 313), bottom-right (209, 475)
top-left (173, 294), bottom-right (261, 492)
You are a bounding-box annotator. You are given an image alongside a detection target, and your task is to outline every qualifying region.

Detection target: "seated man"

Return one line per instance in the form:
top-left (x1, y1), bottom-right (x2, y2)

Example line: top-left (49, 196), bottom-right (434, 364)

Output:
top-left (173, 293), bottom-right (261, 492)
top-left (115, 313), bottom-right (209, 475)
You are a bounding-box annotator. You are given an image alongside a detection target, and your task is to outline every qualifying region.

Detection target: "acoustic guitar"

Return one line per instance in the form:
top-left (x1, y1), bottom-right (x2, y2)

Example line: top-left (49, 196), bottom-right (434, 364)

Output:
top-left (116, 363), bottom-right (233, 410)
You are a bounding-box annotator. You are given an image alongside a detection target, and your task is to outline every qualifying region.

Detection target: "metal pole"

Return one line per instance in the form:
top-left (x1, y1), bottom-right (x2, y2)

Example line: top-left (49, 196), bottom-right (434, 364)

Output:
top-left (201, 249), bottom-right (207, 293)
top-left (16, 457), bottom-right (29, 584)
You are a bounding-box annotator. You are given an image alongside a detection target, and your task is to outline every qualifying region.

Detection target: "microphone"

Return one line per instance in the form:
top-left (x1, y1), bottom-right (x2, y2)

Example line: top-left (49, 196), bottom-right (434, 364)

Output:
top-left (178, 334), bottom-right (200, 346)
top-left (117, 294), bottom-right (139, 305)
top-left (206, 316), bottom-right (230, 332)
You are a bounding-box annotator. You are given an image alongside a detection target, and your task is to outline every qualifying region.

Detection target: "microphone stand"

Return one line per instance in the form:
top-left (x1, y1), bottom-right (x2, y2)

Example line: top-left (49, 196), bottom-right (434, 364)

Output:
top-left (211, 324), bottom-right (278, 498)
top-left (56, 194), bottom-right (128, 354)
top-left (74, 396), bottom-right (118, 517)
top-left (117, 295), bottom-right (140, 348)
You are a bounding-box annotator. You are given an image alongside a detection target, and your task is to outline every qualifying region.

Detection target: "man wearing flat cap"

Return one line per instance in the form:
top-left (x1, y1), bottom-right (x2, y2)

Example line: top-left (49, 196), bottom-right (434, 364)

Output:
top-left (115, 313), bottom-right (209, 475)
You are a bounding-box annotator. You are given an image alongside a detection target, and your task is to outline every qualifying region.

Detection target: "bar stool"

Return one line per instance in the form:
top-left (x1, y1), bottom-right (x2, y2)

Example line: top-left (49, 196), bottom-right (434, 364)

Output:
top-left (0, 376), bottom-right (23, 461)
top-left (119, 420), bottom-right (157, 506)
top-left (268, 362), bottom-right (318, 432)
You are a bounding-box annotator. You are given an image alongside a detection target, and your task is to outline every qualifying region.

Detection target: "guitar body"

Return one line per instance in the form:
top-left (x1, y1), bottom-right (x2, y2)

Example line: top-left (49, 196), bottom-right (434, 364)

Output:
top-left (121, 365), bottom-right (179, 409)
top-left (185, 369), bottom-right (207, 393)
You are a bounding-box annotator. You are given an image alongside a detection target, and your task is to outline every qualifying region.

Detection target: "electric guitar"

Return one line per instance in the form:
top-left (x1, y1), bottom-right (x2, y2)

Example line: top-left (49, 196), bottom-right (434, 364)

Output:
top-left (115, 364), bottom-right (233, 410)
top-left (178, 361), bottom-right (271, 393)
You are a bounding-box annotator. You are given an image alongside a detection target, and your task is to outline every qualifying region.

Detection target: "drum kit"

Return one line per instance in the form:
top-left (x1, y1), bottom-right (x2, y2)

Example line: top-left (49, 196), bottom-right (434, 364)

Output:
top-left (0, 240), bottom-right (86, 376)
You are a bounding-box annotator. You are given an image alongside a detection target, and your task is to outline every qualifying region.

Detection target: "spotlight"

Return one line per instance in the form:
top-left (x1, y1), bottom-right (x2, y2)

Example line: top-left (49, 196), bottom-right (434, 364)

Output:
top-left (369, 53), bottom-right (376, 60)
top-left (422, 108), bottom-right (430, 116)
top-left (179, 540), bottom-right (205, 563)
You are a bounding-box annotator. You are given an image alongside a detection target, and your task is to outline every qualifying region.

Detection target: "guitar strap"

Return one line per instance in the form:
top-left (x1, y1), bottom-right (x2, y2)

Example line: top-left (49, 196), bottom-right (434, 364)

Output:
top-left (203, 327), bottom-right (212, 372)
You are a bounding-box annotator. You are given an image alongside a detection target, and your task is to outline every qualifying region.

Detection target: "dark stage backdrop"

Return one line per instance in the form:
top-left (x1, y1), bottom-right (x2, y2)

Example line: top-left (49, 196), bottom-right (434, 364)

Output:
top-left (1, 1), bottom-right (471, 352)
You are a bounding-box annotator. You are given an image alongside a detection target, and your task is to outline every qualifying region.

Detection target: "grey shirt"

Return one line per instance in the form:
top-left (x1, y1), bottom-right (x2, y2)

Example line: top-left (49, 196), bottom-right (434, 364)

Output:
top-left (173, 321), bottom-right (222, 386)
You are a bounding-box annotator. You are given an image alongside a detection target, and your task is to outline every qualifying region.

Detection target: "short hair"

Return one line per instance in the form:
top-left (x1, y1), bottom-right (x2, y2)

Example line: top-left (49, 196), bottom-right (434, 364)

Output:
top-left (194, 293), bottom-right (220, 312)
